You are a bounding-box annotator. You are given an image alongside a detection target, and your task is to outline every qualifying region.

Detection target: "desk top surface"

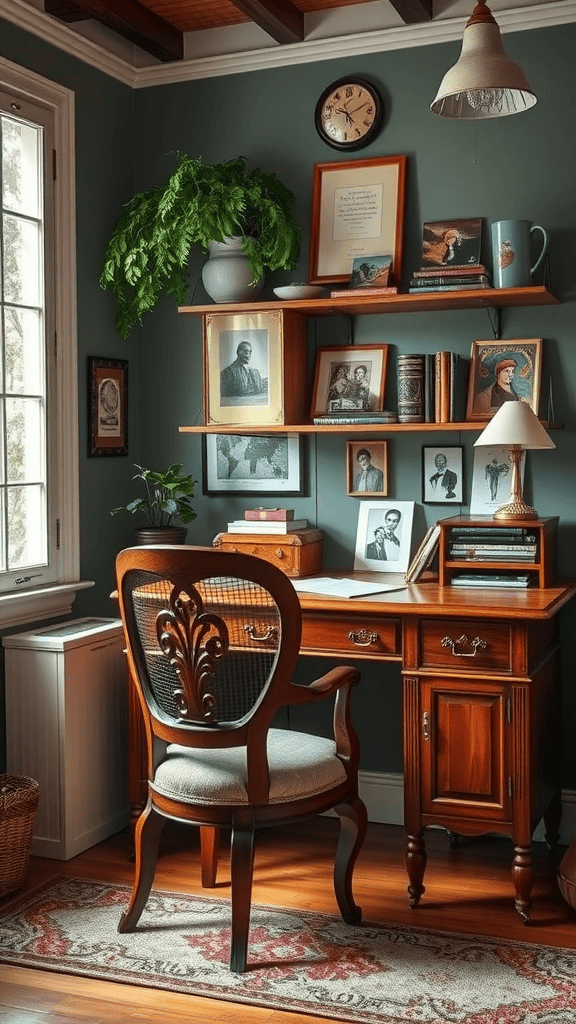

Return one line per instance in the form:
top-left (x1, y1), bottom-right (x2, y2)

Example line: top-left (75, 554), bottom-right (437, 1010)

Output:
top-left (295, 572), bottom-right (576, 621)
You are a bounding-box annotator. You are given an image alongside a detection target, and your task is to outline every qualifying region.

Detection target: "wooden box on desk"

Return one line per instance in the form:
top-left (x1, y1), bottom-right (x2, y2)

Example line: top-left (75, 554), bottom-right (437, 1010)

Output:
top-left (213, 529), bottom-right (323, 578)
top-left (437, 515), bottom-right (558, 589)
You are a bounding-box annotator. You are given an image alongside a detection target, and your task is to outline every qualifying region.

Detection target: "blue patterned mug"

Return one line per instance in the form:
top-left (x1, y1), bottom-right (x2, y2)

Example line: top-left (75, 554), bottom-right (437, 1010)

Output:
top-left (491, 219), bottom-right (548, 289)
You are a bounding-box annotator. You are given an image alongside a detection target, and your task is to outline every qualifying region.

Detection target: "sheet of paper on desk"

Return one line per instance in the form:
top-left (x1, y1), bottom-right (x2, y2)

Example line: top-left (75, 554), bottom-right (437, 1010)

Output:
top-left (291, 577), bottom-right (407, 599)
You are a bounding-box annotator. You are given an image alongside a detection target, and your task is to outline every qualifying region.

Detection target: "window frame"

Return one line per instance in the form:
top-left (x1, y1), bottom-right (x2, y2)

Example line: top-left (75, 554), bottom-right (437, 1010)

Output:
top-left (0, 57), bottom-right (91, 628)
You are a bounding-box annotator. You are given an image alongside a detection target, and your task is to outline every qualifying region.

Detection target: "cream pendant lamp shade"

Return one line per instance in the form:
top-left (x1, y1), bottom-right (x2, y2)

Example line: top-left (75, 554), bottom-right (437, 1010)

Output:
top-left (431, 0), bottom-right (537, 119)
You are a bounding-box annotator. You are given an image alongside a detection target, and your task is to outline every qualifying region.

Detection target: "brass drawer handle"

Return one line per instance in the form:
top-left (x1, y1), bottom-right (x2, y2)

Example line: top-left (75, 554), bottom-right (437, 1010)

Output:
top-left (423, 711), bottom-right (430, 741)
top-left (275, 548), bottom-right (285, 559)
top-left (348, 628), bottom-right (379, 647)
top-left (243, 624), bottom-right (279, 642)
top-left (441, 634), bottom-right (488, 658)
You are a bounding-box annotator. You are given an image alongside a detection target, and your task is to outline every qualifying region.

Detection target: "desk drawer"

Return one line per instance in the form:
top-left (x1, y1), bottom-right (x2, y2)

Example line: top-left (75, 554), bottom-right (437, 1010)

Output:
top-left (302, 612), bottom-right (401, 658)
top-left (418, 618), bottom-right (512, 673)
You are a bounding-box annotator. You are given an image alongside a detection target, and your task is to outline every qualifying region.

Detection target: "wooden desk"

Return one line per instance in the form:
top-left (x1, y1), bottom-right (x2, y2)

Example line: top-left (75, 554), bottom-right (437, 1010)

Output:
top-left (124, 572), bottom-right (576, 921)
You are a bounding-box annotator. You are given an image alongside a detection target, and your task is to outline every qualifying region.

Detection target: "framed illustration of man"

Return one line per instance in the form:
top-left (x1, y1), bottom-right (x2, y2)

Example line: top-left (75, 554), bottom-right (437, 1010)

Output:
top-left (347, 441), bottom-right (388, 496)
top-left (469, 446), bottom-right (524, 514)
top-left (354, 500), bottom-right (415, 573)
top-left (422, 446), bottom-right (463, 504)
top-left (465, 338), bottom-right (543, 421)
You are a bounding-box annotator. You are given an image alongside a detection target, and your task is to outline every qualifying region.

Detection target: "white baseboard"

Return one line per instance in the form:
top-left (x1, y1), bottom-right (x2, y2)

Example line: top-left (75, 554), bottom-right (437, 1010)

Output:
top-left (357, 771), bottom-right (576, 847)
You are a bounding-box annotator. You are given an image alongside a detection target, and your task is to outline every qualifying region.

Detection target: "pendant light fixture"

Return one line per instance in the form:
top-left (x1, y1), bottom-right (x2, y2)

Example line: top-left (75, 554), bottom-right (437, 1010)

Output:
top-left (431, 0), bottom-right (537, 119)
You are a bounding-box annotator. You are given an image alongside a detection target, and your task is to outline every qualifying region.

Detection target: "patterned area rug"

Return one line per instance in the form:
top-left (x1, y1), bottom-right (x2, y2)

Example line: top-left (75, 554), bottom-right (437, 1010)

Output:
top-left (1, 876), bottom-right (575, 1024)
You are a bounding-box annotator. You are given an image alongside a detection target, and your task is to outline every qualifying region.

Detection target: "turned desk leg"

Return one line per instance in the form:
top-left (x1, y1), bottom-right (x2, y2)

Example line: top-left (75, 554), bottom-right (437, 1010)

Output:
top-left (405, 831), bottom-right (427, 908)
top-left (511, 843), bottom-right (533, 923)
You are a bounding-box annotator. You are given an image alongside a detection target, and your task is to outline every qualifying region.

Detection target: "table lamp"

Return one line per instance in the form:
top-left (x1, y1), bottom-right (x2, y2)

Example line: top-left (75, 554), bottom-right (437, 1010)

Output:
top-left (473, 401), bottom-right (555, 520)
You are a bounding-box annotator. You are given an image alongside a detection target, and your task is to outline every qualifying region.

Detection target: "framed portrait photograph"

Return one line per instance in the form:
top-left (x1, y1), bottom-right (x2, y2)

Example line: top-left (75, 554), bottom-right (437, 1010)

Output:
top-left (422, 446), bottom-right (463, 504)
top-left (354, 500), bottom-right (415, 573)
top-left (469, 446), bottom-right (522, 515)
top-left (308, 155), bottom-right (407, 286)
top-left (310, 344), bottom-right (389, 417)
top-left (88, 356), bottom-right (128, 457)
top-left (347, 441), bottom-right (388, 497)
top-left (202, 433), bottom-right (303, 496)
top-left (465, 338), bottom-right (543, 421)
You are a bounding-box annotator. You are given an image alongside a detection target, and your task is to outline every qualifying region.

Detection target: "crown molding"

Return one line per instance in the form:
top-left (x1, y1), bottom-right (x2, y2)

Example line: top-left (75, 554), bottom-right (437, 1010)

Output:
top-left (1, 0), bottom-right (575, 88)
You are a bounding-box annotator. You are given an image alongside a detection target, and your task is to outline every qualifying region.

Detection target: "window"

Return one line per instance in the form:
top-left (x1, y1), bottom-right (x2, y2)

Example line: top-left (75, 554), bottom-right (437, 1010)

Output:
top-left (0, 58), bottom-right (87, 627)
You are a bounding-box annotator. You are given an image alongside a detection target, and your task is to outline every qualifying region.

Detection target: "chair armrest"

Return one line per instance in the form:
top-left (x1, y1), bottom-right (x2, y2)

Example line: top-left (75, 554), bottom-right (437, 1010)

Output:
top-left (290, 665), bottom-right (360, 704)
top-left (289, 666), bottom-right (361, 767)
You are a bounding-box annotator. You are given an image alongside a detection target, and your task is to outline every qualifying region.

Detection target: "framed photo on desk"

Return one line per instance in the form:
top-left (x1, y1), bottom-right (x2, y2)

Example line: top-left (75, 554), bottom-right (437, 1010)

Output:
top-left (354, 500), bottom-right (415, 572)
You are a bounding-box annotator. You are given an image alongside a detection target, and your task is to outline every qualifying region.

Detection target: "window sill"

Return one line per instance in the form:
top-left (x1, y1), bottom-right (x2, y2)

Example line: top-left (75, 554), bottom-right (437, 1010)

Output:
top-left (0, 580), bottom-right (95, 630)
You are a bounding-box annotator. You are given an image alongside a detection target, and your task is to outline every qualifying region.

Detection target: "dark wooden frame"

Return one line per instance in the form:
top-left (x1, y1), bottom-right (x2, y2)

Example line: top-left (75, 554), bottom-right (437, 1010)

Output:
top-left (308, 155), bottom-right (407, 286)
top-left (88, 356), bottom-right (128, 457)
top-left (310, 344), bottom-right (389, 418)
top-left (347, 440), bottom-right (388, 497)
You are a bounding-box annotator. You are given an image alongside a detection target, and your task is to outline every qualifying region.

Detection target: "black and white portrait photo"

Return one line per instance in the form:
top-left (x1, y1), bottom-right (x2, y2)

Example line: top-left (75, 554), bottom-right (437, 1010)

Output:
top-left (347, 441), bottom-right (388, 496)
top-left (422, 446), bottom-right (463, 504)
top-left (219, 328), bottom-right (269, 407)
top-left (354, 500), bottom-right (415, 573)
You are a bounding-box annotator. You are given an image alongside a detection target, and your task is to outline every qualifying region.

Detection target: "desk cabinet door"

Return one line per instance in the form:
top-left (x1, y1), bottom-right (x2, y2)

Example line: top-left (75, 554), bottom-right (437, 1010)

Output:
top-left (420, 677), bottom-right (512, 825)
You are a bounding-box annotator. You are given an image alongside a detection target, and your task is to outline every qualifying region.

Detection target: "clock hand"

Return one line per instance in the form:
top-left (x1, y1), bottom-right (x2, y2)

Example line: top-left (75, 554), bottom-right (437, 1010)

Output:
top-left (335, 107), bottom-right (354, 124)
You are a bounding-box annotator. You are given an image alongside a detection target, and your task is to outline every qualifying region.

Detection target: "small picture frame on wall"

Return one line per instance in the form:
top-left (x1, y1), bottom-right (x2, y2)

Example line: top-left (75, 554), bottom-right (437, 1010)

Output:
top-left (465, 338), bottom-right (543, 421)
top-left (422, 446), bottom-right (463, 504)
top-left (88, 356), bottom-right (128, 457)
top-left (202, 433), bottom-right (304, 496)
top-left (354, 500), bottom-right (415, 573)
top-left (310, 344), bottom-right (389, 417)
top-left (347, 441), bottom-right (388, 496)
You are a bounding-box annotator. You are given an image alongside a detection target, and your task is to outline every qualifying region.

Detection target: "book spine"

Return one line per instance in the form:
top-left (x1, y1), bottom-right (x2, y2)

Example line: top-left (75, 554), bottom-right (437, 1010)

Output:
top-left (397, 354), bottom-right (425, 423)
top-left (449, 541), bottom-right (537, 549)
top-left (449, 351), bottom-right (457, 422)
top-left (414, 265), bottom-right (487, 278)
top-left (410, 275), bottom-right (491, 287)
top-left (313, 416), bottom-right (396, 425)
top-left (434, 351), bottom-right (451, 423)
top-left (424, 353), bottom-right (435, 422)
top-left (409, 283), bottom-right (492, 292)
top-left (330, 287), bottom-right (398, 297)
top-left (449, 526), bottom-right (529, 536)
top-left (244, 508), bottom-right (294, 521)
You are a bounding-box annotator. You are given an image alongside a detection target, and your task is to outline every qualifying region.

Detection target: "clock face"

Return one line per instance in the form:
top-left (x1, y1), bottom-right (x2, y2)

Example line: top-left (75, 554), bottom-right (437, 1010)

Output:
top-left (315, 78), bottom-right (383, 151)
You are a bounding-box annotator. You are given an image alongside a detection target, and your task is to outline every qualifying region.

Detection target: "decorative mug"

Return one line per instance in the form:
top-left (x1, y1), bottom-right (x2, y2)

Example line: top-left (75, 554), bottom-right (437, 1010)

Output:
top-left (491, 219), bottom-right (548, 289)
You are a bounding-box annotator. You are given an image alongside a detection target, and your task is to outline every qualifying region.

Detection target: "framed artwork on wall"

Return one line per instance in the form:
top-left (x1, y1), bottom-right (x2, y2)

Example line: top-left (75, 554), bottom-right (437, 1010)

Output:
top-left (354, 500), bottom-right (415, 573)
top-left (87, 356), bottom-right (128, 457)
top-left (422, 446), bottom-right (463, 504)
top-left (308, 155), bottom-right (407, 286)
top-left (310, 344), bottom-right (389, 417)
top-left (465, 338), bottom-right (543, 421)
top-left (469, 446), bottom-right (523, 515)
top-left (202, 433), bottom-right (304, 495)
top-left (347, 441), bottom-right (388, 496)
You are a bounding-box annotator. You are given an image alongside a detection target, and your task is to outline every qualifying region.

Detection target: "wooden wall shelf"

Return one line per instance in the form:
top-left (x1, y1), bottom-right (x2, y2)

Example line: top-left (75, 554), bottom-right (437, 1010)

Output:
top-left (178, 285), bottom-right (558, 320)
top-left (179, 420), bottom-right (561, 436)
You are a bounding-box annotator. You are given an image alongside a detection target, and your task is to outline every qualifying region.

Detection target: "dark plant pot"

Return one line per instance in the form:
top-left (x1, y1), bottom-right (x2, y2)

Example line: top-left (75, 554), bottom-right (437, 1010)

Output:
top-left (134, 527), bottom-right (188, 546)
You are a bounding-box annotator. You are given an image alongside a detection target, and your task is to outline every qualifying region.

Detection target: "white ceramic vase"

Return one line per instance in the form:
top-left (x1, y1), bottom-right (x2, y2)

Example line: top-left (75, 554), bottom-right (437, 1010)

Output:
top-left (201, 236), bottom-right (264, 303)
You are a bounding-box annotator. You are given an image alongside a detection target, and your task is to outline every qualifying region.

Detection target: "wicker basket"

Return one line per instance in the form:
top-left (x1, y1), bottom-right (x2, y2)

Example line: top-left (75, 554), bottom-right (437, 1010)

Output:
top-left (0, 774), bottom-right (39, 898)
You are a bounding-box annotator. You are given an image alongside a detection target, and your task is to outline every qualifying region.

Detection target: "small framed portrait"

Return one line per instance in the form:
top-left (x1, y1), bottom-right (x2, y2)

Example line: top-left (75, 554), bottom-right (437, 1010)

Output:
top-left (354, 500), bottom-right (415, 573)
top-left (204, 310), bottom-right (308, 427)
top-left (310, 344), bottom-right (389, 417)
top-left (470, 446), bottom-right (521, 515)
top-left (202, 433), bottom-right (304, 496)
top-left (347, 441), bottom-right (388, 497)
top-left (465, 338), bottom-right (543, 421)
top-left (419, 217), bottom-right (482, 269)
top-left (349, 255), bottom-right (391, 289)
top-left (88, 356), bottom-right (128, 457)
top-left (422, 446), bottom-right (463, 504)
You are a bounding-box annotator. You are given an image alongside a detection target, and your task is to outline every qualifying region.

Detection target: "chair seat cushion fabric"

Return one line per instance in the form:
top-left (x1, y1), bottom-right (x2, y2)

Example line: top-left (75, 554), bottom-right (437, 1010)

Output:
top-left (151, 729), bottom-right (347, 805)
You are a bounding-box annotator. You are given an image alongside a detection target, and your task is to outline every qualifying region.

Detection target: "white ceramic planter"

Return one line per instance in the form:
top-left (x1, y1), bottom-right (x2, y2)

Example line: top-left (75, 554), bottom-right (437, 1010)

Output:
top-left (201, 236), bottom-right (264, 303)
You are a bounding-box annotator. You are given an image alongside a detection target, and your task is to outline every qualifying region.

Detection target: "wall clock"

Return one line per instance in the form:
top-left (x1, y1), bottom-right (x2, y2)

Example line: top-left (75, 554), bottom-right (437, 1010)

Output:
top-left (314, 77), bottom-right (383, 151)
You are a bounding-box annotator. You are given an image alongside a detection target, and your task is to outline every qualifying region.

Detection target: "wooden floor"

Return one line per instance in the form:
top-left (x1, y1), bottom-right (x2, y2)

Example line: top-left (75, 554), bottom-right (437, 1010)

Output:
top-left (1, 818), bottom-right (575, 1023)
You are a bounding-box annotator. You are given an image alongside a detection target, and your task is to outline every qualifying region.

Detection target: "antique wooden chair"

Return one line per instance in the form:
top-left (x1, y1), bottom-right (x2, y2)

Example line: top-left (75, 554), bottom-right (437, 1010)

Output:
top-left (115, 545), bottom-right (367, 973)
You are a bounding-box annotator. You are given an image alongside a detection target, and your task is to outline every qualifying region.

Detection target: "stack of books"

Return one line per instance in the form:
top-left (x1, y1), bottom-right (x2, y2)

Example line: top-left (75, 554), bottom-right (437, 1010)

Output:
top-left (397, 351), bottom-right (466, 423)
top-left (450, 573), bottom-right (532, 588)
top-left (313, 410), bottom-right (397, 426)
top-left (227, 516), bottom-right (308, 534)
top-left (447, 525), bottom-right (538, 563)
top-left (409, 264), bottom-right (492, 293)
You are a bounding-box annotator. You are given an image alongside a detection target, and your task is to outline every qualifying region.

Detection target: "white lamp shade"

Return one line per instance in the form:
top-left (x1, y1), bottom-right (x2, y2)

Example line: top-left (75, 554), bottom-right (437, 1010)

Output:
top-left (474, 401), bottom-right (556, 450)
top-left (431, 2), bottom-right (537, 119)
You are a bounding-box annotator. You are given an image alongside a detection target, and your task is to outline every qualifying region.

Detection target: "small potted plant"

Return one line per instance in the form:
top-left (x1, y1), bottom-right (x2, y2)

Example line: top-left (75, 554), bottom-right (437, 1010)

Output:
top-left (111, 463), bottom-right (197, 544)
top-left (99, 153), bottom-right (302, 338)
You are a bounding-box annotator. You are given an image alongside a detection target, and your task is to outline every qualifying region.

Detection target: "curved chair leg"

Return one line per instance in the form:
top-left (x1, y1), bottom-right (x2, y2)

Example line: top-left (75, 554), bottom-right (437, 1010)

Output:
top-left (119, 803), bottom-right (166, 933)
top-left (229, 825), bottom-right (255, 973)
top-left (200, 825), bottom-right (221, 887)
top-left (334, 795), bottom-right (367, 925)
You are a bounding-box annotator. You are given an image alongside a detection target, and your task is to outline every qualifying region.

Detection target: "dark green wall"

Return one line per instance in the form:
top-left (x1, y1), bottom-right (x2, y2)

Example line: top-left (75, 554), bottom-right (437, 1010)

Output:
top-left (0, 17), bottom-right (575, 785)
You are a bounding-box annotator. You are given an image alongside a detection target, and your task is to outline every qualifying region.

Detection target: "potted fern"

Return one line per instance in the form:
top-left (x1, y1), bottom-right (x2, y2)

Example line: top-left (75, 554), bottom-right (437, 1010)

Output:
top-left (110, 463), bottom-right (197, 544)
top-left (100, 153), bottom-right (302, 338)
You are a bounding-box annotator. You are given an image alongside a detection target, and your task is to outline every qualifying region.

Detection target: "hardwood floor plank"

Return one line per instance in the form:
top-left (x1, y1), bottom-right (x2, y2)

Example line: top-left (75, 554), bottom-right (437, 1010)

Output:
top-left (1, 819), bottom-right (575, 1024)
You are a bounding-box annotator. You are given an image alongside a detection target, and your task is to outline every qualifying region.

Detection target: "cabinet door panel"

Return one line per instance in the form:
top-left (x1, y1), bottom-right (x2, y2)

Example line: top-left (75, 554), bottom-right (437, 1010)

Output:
top-left (422, 679), bottom-right (510, 821)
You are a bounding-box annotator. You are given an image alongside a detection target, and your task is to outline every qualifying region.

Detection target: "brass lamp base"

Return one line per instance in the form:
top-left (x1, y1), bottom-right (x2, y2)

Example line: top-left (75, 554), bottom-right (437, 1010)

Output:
top-left (492, 447), bottom-right (538, 521)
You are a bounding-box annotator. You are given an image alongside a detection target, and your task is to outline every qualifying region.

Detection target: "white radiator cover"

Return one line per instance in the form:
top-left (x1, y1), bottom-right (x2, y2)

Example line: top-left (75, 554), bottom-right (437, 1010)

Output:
top-left (4, 617), bottom-right (129, 859)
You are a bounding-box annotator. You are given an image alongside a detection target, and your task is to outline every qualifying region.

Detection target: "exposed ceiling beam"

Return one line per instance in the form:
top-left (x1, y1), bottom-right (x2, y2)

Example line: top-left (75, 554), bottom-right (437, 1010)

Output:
top-left (228, 0), bottom-right (305, 44)
top-left (44, 0), bottom-right (184, 62)
top-left (388, 0), bottom-right (433, 24)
